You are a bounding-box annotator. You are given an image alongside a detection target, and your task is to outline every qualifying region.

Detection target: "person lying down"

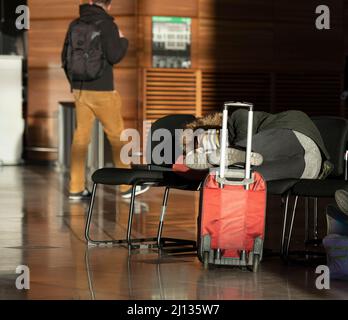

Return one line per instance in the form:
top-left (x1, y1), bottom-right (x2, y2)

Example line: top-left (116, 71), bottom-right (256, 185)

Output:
top-left (183, 109), bottom-right (333, 182)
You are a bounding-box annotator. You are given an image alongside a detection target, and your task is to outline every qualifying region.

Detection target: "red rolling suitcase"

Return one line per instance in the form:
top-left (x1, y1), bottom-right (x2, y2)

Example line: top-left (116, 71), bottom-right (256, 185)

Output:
top-left (197, 102), bottom-right (267, 272)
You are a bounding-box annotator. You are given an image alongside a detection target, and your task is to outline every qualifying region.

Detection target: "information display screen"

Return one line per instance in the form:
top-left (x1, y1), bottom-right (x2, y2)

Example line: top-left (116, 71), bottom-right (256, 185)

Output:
top-left (152, 16), bottom-right (191, 69)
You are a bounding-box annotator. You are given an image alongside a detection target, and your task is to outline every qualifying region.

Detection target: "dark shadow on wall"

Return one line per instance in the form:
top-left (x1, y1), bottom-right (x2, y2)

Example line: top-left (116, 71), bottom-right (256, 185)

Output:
top-left (210, 0), bottom-right (346, 117)
top-left (24, 111), bottom-right (57, 165)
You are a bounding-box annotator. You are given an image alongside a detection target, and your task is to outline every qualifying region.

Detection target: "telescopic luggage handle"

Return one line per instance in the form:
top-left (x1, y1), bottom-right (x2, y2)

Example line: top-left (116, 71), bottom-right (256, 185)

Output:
top-left (219, 101), bottom-right (254, 189)
top-left (223, 102), bottom-right (254, 111)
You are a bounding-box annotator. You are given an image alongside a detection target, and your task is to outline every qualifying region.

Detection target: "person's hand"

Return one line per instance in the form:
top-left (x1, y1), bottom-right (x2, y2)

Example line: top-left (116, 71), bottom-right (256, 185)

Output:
top-left (119, 29), bottom-right (125, 38)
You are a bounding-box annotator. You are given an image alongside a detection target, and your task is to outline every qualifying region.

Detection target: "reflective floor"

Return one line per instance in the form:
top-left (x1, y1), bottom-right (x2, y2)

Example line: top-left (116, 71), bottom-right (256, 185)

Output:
top-left (0, 165), bottom-right (347, 300)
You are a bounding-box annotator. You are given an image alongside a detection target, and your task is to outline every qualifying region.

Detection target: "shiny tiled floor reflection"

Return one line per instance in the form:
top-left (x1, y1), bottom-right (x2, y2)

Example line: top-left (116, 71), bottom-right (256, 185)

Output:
top-left (0, 166), bottom-right (347, 300)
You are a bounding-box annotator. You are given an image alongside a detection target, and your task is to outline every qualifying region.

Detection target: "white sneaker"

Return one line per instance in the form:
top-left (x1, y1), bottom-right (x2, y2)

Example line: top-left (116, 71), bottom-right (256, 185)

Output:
top-left (69, 189), bottom-right (92, 201)
top-left (184, 148), bottom-right (213, 170)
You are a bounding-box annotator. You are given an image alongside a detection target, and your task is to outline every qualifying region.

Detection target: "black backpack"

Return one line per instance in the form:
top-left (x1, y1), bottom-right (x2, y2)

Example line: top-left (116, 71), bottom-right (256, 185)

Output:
top-left (63, 19), bottom-right (105, 82)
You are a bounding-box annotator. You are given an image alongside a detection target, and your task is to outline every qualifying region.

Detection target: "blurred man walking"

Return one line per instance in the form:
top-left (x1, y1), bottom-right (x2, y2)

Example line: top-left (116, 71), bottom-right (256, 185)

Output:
top-left (62, 0), bottom-right (149, 200)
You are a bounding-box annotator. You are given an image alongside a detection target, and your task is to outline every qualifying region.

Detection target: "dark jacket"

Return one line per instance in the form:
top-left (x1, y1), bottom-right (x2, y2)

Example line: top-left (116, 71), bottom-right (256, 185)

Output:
top-left (62, 4), bottom-right (128, 91)
top-left (228, 109), bottom-right (331, 160)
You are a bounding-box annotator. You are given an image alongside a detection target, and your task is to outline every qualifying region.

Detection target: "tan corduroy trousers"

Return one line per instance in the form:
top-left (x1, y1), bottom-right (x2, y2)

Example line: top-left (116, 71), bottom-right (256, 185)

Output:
top-left (70, 90), bottom-right (129, 193)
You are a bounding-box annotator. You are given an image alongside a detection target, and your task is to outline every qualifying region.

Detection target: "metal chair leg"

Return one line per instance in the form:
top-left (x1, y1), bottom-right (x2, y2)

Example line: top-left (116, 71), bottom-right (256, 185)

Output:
top-left (84, 182), bottom-right (195, 253)
top-left (85, 183), bottom-right (98, 245)
top-left (84, 183), bottom-right (128, 247)
top-left (127, 253), bottom-right (134, 299)
top-left (305, 197), bottom-right (309, 244)
top-left (85, 248), bottom-right (96, 300)
top-left (157, 262), bottom-right (165, 300)
top-left (157, 187), bottom-right (170, 248)
top-left (126, 185), bottom-right (138, 245)
top-left (280, 192), bottom-right (290, 257)
top-left (313, 197), bottom-right (319, 240)
top-left (285, 196), bottom-right (299, 258)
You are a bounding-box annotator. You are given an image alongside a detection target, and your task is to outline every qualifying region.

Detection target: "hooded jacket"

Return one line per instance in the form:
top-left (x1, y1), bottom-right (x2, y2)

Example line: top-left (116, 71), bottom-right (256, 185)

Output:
top-left (228, 109), bottom-right (331, 161)
top-left (62, 4), bottom-right (128, 91)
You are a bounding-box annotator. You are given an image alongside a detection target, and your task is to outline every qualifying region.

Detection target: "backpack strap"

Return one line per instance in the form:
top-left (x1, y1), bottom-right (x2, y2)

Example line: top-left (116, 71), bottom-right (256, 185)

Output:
top-left (64, 19), bottom-right (80, 91)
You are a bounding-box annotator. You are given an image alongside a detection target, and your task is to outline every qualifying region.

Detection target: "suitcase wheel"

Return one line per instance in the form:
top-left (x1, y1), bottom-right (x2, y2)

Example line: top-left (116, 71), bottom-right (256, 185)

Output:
top-left (252, 254), bottom-right (260, 273)
top-left (203, 251), bottom-right (209, 269)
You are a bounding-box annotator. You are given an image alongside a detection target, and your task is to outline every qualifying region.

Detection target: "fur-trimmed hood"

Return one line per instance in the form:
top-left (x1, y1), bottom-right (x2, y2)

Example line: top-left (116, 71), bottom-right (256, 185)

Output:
top-left (186, 113), bottom-right (222, 130)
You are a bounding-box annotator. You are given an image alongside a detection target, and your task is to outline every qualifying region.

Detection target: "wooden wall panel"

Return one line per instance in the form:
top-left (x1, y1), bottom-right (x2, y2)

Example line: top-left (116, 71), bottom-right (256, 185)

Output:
top-left (274, 0), bottom-right (344, 72)
top-left (198, 0), bottom-right (273, 71)
top-left (113, 68), bottom-right (138, 121)
top-left (26, 117), bottom-right (58, 149)
top-left (29, 0), bottom-right (136, 19)
top-left (28, 1), bottom-right (138, 161)
top-left (28, 68), bottom-right (72, 118)
top-left (29, 0), bottom-right (78, 20)
top-left (27, 68), bottom-right (137, 126)
top-left (199, 0), bottom-right (273, 21)
top-left (143, 69), bottom-right (199, 120)
top-left (191, 19), bottom-right (200, 69)
top-left (198, 19), bottom-right (273, 71)
top-left (26, 0), bottom-right (348, 161)
top-left (29, 19), bottom-right (70, 68)
top-left (345, 0), bottom-right (348, 55)
top-left (138, 0), bottom-right (199, 17)
top-left (115, 17), bottom-right (138, 68)
top-left (28, 69), bottom-right (138, 118)
top-left (275, 73), bottom-right (342, 115)
top-left (107, 0), bottom-right (136, 17)
top-left (341, 0), bottom-right (347, 118)
top-left (29, 17), bottom-right (137, 68)
top-left (202, 72), bottom-right (271, 114)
